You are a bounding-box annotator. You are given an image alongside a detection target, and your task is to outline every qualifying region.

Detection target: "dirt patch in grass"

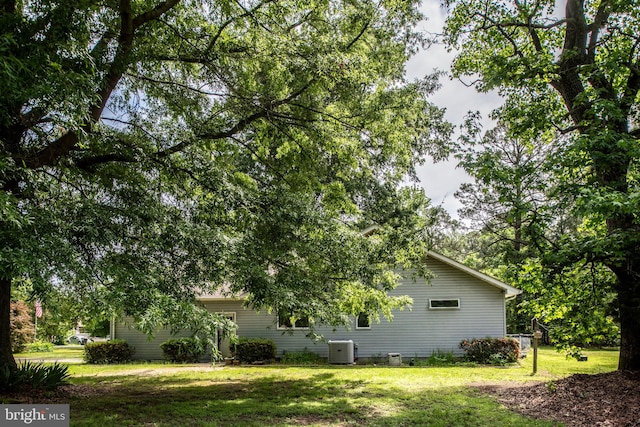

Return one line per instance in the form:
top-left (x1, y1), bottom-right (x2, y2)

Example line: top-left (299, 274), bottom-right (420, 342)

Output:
top-left (476, 370), bottom-right (640, 427)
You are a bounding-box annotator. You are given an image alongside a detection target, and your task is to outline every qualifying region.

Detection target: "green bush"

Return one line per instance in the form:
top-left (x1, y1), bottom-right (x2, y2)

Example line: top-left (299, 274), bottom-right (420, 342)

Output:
top-left (84, 340), bottom-right (134, 364)
top-left (0, 362), bottom-right (69, 392)
top-left (416, 349), bottom-right (458, 366)
top-left (459, 337), bottom-right (520, 364)
top-left (25, 341), bottom-right (55, 353)
top-left (10, 301), bottom-right (34, 353)
top-left (160, 337), bottom-right (206, 363)
top-left (368, 353), bottom-right (385, 364)
top-left (281, 348), bottom-right (323, 365)
top-left (234, 338), bottom-right (276, 363)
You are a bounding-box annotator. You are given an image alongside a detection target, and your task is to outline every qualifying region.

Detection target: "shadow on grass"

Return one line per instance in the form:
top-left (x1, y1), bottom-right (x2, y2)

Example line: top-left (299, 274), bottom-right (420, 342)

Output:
top-left (61, 371), bottom-right (557, 427)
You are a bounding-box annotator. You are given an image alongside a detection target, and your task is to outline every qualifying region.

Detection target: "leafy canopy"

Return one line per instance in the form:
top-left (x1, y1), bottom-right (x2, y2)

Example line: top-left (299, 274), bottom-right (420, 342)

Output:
top-left (0, 0), bottom-right (449, 355)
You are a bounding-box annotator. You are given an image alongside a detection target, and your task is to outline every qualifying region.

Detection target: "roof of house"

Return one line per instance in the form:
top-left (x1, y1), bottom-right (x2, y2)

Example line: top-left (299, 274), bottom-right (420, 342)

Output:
top-left (198, 251), bottom-right (521, 300)
top-left (426, 251), bottom-right (521, 298)
top-left (198, 287), bottom-right (247, 301)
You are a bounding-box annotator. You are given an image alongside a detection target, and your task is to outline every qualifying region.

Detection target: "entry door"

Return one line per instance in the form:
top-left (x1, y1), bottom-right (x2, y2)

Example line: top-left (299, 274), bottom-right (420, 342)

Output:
top-left (217, 312), bottom-right (236, 358)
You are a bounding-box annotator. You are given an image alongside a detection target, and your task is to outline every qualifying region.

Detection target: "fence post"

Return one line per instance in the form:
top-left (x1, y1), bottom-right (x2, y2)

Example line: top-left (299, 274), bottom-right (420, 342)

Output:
top-left (532, 318), bottom-right (542, 375)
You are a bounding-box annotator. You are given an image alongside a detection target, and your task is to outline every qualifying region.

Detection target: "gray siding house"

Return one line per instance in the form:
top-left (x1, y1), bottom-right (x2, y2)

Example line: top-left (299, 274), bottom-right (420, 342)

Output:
top-left (112, 251), bottom-right (521, 360)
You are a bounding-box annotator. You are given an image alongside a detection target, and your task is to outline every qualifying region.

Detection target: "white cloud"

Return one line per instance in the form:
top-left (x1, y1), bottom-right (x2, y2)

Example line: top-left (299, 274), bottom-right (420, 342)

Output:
top-left (405, 0), bottom-right (503, 218)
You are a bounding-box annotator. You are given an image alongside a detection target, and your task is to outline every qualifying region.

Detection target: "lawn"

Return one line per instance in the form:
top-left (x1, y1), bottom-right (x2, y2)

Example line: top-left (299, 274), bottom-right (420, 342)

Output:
top-left (14, 345), bottom-right (85, 362)
top-left (9, 347), bottom-right (620, 426)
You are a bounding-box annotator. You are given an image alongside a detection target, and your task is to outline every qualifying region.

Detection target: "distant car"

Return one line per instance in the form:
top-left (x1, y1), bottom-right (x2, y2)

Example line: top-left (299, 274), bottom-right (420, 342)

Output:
top-left (67, 334), bottom-right (93, 345)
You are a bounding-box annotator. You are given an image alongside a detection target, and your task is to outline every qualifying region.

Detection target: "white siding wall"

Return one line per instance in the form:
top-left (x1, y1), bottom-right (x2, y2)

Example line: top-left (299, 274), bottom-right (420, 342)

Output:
top-left (115, 257), bottom-right (508, 360)
top-left (113, 321), bottom-right (193, 360)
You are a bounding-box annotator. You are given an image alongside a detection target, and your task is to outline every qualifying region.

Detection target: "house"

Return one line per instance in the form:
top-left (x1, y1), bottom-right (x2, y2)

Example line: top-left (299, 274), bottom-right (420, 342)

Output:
top-left (111, 251), bottom-right (521, 361)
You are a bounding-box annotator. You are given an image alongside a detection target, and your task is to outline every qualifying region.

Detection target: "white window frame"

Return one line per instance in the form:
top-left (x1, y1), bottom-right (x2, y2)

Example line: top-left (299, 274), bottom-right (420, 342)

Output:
top-left (428, 299), bottom-right (461, 310)
top-left (277, 313), bottom-right (310, 330)
top-left (216, 312), bottom-right (236, 322)
top-left (355, 313), bottom-right (371, 330)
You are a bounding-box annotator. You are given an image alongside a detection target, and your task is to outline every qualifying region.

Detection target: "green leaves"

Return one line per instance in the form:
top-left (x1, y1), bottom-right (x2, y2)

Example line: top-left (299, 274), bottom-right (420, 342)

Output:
top-left (444, 0), bottom-right (640, 363)
top-left (1, 0), bottom-right (448, 364)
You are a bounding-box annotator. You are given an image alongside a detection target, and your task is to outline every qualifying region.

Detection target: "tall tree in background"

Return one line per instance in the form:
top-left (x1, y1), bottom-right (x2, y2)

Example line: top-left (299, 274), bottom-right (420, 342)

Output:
top-left (454, 121), bottom-right (555, 333)
top-left (455, 121), bottom-right (552, 264)
top-left (454, 120), bottom-right (619, 345)
top-left (444, 0), bottom-right (640, 370)
top-left (0, 0), bottom-right (449, 371)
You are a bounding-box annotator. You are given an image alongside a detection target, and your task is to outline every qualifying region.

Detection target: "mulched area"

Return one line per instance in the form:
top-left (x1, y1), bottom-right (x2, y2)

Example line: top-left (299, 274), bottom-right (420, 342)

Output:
top-left (476, 370), bottom-right (640, 427)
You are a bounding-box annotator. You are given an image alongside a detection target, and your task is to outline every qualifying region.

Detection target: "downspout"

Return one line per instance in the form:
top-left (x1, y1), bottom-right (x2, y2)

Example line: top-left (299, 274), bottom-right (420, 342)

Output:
top-left (502, 290), bottom-right (507, 336)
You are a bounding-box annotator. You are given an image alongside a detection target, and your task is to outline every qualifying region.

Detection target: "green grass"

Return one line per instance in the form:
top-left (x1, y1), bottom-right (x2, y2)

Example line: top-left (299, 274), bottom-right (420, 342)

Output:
top-left (14, 345), bottom-right (85, 362)
top-left (8, 347), bottom-right (619, 426)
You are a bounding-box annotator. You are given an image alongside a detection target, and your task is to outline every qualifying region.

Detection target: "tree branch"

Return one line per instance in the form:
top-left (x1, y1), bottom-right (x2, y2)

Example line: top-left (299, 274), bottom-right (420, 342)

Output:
top-left (23, 0), bottom-right (180, 170)
top-left (156, 79), bottom-right (316, 157)
top-left (586, 0), bottom-right (610, 63)
top-left (132, 0), bottom-right (180, 30)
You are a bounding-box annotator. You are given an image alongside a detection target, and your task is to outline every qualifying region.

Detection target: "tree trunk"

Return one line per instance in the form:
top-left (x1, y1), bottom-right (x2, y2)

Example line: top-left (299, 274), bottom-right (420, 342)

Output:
top-left (0, 277), bottom-right (17, 372)
top-left (616, 259), bottom-right (640, 371)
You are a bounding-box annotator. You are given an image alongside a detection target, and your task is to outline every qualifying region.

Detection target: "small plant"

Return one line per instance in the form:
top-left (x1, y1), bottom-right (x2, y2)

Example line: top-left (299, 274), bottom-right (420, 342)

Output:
top-left (84, 340), bottom-right (134, 364)
top-left (25, 341), bottom-right (55, 353)
top-left (0, 362), bottom-right (69, 392)
top-left (160, 337), bottom-right (206, 363)
top-left (368, 352), bottom-right (385, 365)
top-left (488, 353), bottom-right (508, 366)
top-left (423, 349), bottom-right (457, 366)
top-left (545, 380), bottom-right (557, 394)
top-left (281, 348), bottom-right (323, 365)
top-left (234, 338), bottom-right (276, 364)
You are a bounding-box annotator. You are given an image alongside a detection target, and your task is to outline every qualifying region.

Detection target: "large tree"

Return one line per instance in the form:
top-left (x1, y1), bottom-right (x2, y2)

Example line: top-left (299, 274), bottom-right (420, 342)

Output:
top-left (0, 0), bottom-right (449, 371)
top-left (444, 0), bottom-right (640, 370)
top-left (454, 120), bottom-right (619, 345)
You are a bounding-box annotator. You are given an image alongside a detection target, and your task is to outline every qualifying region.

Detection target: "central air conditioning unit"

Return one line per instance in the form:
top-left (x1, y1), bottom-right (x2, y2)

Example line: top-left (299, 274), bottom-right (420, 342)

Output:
top-left (328, 340), bottom-right (354, 364)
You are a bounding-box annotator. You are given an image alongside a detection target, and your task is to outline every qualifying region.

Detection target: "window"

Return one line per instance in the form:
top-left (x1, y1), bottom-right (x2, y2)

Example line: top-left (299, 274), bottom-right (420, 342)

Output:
top-left (356, 313), bottom-right (371, 329)
top-left (428, 299), bottom-right (460, 310)
top-left (277, 311), bottom-right (310, 329)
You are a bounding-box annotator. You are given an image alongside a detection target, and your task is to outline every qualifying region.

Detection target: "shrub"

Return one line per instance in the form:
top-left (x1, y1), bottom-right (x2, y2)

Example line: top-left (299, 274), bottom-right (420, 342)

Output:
top-left (459, 337), bottom-right (520, 364)
top-left (160, 337), bottom-right (206, 363)
top-left (416, 349), bottom-right (458, 366)
top-left (84, 340), bottom-right (134, 364)
top-left (0, 362), bottom-right (69, 392)
top-left (234, 338), bottom-right (276, 363)
top-left (368, 353), bottom-right (385, 364)
top-left (10, 301), bottom-right (35, 353)
top-left (281, 348), bottom-right (323, 365)
top-left (25, 341), bottom-right (55, 353)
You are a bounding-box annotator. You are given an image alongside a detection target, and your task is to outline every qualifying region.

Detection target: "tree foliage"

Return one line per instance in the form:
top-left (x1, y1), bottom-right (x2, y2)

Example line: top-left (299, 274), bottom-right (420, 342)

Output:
top-left (9, 301), bottom-right (34, 353)
top-left (0, 0), bottom-right (449, 370)
top-left (444, 0), bottom-right (640, 369)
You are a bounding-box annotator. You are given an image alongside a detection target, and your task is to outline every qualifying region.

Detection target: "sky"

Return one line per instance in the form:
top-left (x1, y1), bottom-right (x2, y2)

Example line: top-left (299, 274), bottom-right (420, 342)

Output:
top-left (405, 0), bottom-right (503, 218)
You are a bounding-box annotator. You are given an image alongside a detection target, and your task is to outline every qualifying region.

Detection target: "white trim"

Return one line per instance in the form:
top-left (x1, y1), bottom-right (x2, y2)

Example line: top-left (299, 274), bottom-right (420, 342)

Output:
top-left (428, 299), bottom-right (461, 310)
top-left (277, 315), bottom-right (311, 330)
top-left (216, 312), bottom-right (236, 321)
top-left (355, 313), bottom-right (371, 330)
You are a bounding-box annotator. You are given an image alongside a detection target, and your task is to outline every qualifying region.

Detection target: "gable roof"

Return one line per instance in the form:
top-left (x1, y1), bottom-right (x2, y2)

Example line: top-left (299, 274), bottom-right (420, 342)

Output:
top-left (426, 251), bottom-right (521, 298)
top-left (197, 249), bottom-right (521, 300)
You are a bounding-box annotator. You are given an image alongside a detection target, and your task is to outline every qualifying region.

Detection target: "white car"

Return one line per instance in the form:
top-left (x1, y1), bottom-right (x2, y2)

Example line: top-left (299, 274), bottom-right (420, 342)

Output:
top-left (67, 334), bottom-right (93, 345)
